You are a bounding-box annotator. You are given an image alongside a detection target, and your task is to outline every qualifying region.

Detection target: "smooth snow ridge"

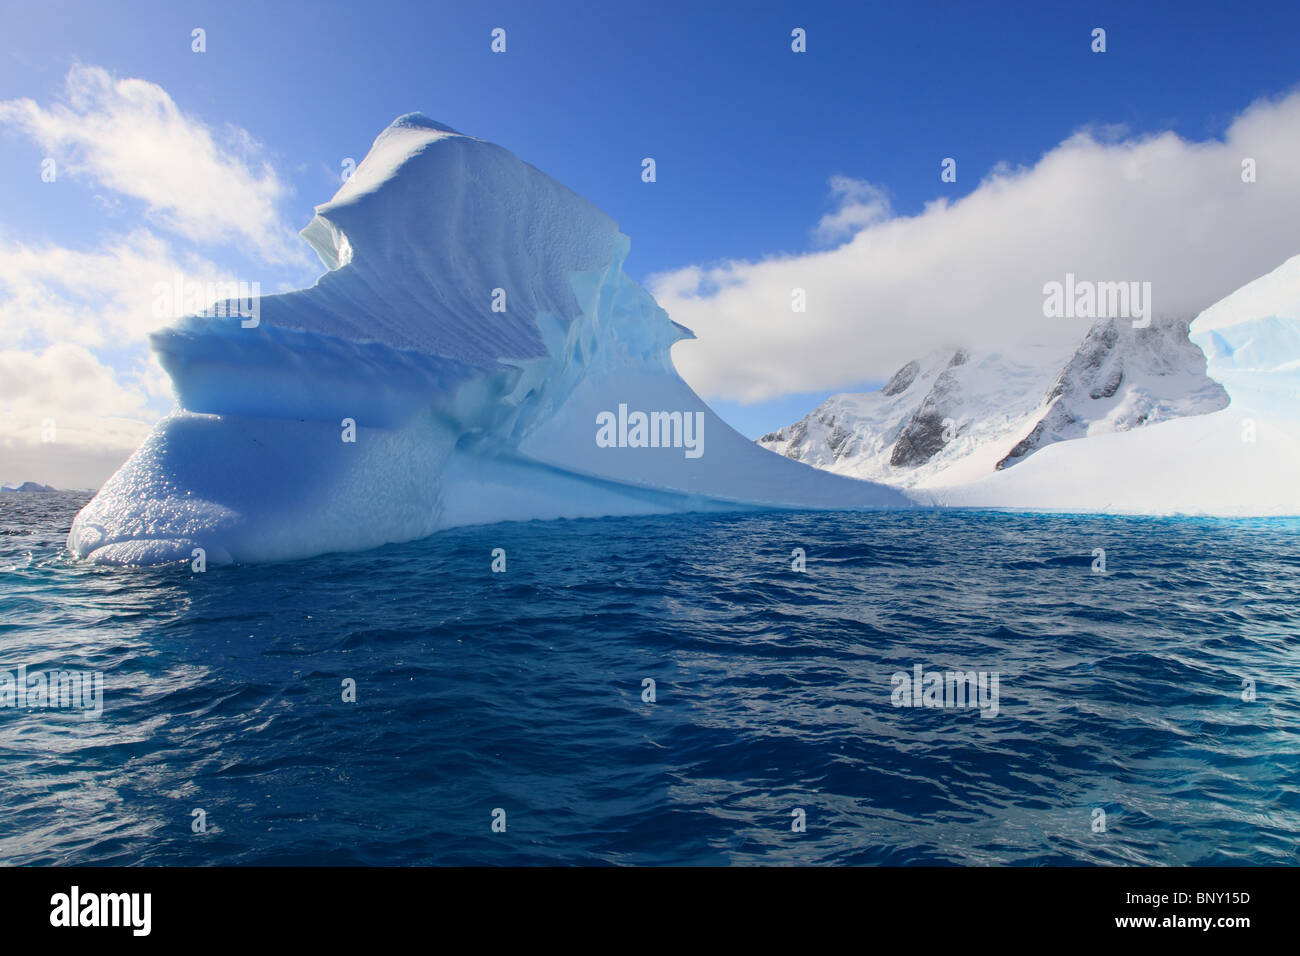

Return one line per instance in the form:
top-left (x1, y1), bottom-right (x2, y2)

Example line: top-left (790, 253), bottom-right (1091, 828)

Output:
top-left (69, 114), bottom-right (905, 565)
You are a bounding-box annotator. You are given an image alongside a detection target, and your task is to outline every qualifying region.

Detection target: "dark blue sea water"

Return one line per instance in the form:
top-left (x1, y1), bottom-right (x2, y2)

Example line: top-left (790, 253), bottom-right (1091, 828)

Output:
top-left (1, 491), bottom-right (1297, 865)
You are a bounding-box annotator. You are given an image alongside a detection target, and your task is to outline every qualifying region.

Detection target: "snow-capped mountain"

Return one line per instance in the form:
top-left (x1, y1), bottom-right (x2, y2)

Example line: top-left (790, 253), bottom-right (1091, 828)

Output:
top-left (762, 252), bottom-right (1300, 515)
top-left (760, 315), bottom-right (1231, 489)
top-left (931, 253), bottom-right (1300, 515)
top-left (995, 317), bottom-right (1229, 470)
top-left (758, 345), bottom-right (1067, 487)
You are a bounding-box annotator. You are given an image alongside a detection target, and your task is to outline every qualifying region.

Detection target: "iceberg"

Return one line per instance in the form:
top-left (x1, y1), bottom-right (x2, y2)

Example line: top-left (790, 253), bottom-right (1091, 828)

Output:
top-left (68, 114), bottom-right (906, 565)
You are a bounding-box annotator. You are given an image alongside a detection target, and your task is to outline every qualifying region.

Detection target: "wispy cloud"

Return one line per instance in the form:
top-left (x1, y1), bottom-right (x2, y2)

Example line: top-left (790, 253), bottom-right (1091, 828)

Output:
top-left (814, 176), bottom-right (892, 245)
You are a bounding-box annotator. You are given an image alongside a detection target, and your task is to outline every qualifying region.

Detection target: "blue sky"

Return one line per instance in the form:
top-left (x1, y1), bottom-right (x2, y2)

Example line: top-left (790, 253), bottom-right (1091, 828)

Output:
top-left (2, 0), bottom-right (1299, 485)
top-left (6, 1), bottom-right (1297, 274)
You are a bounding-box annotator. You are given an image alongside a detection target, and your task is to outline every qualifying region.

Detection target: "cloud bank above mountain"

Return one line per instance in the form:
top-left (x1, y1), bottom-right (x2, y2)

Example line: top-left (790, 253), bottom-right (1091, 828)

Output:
top-left (654, 91), bottom-right (1300, 403)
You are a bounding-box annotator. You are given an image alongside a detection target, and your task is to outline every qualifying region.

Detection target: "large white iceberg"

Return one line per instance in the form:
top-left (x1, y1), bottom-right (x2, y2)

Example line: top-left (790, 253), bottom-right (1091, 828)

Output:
top-left (68, 115), bottom-right (906, 564)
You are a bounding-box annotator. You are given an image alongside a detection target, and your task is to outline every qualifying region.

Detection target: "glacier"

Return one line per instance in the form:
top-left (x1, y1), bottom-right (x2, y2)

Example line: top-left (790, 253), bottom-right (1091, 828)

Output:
top-left (68, 114), bottom-right (906, 565)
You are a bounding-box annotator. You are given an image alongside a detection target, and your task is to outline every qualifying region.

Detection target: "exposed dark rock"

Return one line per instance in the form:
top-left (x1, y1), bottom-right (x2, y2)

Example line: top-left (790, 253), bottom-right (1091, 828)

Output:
top-left (996, 316), bottom-right (1227, 471)
top-left (881, 359), bottom-right (921, 396)
top-left (889, 352), bottom-right (967, 467)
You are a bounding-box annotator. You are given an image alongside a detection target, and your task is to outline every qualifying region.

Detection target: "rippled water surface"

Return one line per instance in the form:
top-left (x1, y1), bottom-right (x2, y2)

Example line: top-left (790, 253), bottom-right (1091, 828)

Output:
top-left (1, 491), bottom-right (1298, 865)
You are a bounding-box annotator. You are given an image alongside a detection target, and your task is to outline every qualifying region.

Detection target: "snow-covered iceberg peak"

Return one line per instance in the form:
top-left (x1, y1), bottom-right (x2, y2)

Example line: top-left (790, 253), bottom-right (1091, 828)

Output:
top-left (294, 113), bottom-right (687, 367)
top-left (70, 114), bottom-right (905, 565)
top-left (150, 113), bottom-right (690, 437)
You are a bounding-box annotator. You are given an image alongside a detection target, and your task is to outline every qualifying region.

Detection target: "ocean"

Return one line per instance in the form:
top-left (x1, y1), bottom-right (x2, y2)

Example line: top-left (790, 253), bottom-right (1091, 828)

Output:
top-left (1, 490), bottom-right (1297, 865)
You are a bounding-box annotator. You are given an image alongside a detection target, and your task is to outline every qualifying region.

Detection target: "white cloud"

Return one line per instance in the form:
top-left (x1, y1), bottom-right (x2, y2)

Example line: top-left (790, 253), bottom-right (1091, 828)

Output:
top-left (0, 228), bottom-right (228, 354)
top-left (654, 91), bottom-right (1300, 403)
top-left (814, 176), bottom-right (892, 244)
top-left (0, 65), bottom-right (316, 486)
top-left (0, 64), bottom-right (304, 264)
top-left (0, 344), bottom-right (154, 453)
